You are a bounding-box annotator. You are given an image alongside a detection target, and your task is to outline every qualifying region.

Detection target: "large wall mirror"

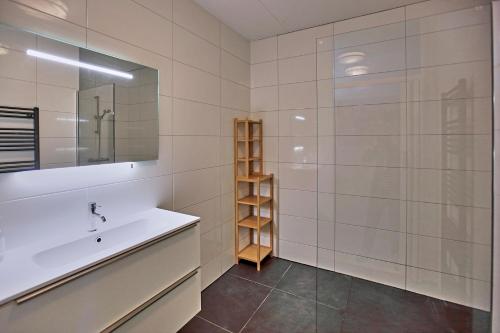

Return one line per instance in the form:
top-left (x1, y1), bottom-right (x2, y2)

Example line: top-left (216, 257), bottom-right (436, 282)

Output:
top-left (0, 24), bottom-right (159, 173)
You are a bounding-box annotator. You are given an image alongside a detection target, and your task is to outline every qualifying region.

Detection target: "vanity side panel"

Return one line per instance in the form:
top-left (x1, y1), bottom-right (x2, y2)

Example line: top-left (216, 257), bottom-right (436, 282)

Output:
top-left (0, 224), bottom-right (200, 333)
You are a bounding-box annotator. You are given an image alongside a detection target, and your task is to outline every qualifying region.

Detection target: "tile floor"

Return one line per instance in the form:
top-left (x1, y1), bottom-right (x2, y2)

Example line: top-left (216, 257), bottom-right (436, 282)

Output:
top-left (179, 258), bottom-right (491, 333)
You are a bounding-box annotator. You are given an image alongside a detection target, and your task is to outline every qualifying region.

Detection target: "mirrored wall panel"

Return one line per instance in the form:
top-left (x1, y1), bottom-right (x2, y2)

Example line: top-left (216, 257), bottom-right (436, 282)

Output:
top-left (0, 24), bottom-right (159, 172)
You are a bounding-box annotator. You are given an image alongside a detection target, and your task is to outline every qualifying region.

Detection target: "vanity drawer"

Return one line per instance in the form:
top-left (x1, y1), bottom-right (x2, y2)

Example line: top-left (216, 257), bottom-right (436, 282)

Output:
top-left (114, 270), bottom-right (201, 333)
top-left (0, 223), bottom-right (200, 333)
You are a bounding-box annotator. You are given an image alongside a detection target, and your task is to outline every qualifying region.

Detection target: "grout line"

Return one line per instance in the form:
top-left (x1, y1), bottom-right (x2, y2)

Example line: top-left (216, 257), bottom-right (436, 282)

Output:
top-left (237, 289), bottom-right (273, 333)
top-left (195, 315), bottom-right (234, 333)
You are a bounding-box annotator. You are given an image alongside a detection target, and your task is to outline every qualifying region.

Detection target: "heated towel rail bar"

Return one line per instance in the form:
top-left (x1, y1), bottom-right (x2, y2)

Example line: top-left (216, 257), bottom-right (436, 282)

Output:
top-left (0, 105), bottom-right (40, 173)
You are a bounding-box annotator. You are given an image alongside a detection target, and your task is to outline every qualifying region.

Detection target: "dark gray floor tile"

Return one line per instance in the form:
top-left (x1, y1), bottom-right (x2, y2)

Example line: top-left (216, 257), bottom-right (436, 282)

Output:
top-left (276, 263), bottom-right (351, 309)
top-left (228, 257), bottom-right (292, 287)
top-left (242, 290), bottom-right (343, 333)
top-left (276, 263), bottom-right (317, 300)
top-left (178, 316), bottom-right (229, 333)
top-left (317, 269), bottom-right (352, 310)
top-left (199, 274), bottom-right (271, 332)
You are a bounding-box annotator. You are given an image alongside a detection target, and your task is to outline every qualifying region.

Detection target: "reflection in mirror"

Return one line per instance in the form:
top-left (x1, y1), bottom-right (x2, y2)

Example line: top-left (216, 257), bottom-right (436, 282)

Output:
top-left (0, 24), bottom-right (159, 172)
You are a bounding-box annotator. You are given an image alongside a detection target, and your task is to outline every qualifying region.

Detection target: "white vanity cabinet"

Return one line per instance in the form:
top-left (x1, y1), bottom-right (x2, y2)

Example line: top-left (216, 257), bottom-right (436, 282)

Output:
top-left (0, 222), bottom-right (200, 333)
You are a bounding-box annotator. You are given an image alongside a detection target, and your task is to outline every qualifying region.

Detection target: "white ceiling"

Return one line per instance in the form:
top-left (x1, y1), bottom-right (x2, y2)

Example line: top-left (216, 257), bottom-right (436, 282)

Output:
top-left (194, 0), bottom-right (425, 40)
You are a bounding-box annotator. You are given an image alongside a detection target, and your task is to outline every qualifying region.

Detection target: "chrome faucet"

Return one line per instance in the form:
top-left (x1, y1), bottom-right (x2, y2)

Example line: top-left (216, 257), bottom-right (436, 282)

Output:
top-left (89, 202), bottom-right (107, 232)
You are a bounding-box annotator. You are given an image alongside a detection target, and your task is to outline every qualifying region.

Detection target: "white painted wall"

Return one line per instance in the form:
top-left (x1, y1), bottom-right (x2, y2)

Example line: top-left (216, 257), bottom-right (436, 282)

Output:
top-left (0, 0), bottom-right (250, 290)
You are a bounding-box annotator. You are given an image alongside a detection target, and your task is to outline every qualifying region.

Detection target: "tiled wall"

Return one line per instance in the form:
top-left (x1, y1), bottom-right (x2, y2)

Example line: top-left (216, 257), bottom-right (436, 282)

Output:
top-left (0, 0), bottom-right (250, 290)
top-left (250, 0), bottom-right (492, 310)
top-left (0, 29), bottom-right (79, 168)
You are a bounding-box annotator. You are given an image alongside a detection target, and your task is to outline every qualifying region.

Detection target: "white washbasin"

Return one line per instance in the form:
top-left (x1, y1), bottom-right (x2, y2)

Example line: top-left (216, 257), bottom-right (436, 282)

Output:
top-left (33, 218), bottom-right (151, 268)
top-left (0, 208), bottom-right (199, 306)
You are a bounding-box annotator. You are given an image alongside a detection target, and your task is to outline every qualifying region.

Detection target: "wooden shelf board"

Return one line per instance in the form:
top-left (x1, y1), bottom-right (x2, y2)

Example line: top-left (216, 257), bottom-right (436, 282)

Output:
top-left (236, 119), bottom-right (261, 124)
top-left (237, 157), bottom-right (260, 162)
top-left (238, 244), bottom-right (272, 263)
top-left (237, 139), bottom-right (260, 143)
top-left (236, 174), bottom-right (272, 183)
top-left (237, 195), bottom-right (271, 206)
top-left (238, 216), bottom-right (272, 229)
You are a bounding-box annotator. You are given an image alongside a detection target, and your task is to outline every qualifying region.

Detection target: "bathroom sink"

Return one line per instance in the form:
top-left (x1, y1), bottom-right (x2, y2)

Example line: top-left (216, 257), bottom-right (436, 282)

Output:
top-left (34, 218), bottom-right (152, 268)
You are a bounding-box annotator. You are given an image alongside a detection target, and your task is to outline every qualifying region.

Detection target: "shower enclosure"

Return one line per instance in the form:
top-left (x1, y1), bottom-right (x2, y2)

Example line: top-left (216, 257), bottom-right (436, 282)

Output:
top-left (262, 2), bottom-right (495, 331)
top-left (77, 84), bottom-right (115, 165)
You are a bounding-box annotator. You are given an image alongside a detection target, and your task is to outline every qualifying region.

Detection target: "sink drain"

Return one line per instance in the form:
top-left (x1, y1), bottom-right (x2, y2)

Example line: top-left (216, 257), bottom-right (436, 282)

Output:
top-left (96, 236), bottom-right (102, 243)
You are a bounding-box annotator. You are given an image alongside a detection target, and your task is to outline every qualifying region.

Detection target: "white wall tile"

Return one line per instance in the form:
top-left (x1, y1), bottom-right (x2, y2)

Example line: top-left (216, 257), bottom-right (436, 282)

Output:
top-left (172, 98), bottom-right (220, 136)
top-left (406, 5), bottom-right (490, 36)
top-left (407, 99), bottom-right (491, 135)
top-left (279, 239), bottom-right (317, 267)
top-left (278, 24), bottom-right (333, 59)
top-left (221, 79), bottom-right (250, 111)
top-left (88, 0), bottom-right (172, 57)
top-left (407, 234), bottom-right (491, 281)
top-left (279, 108), bottom-right (317, 137)
top-left (174, 167), bottom-right (220, 209)
top-left (317, 51), bottom-right (333, 80)
top-left (279, 163), bottom-right (317, 191)
top-left (336, 223), bottom-right (406, 264)
top-left (335, 38), bottom-right (405, 78)
top-left (405, 0), bottom-right (486, 20)
top-left (334, 22), bottom-right (404, 49)
top-left (407, 24), bottom-right (491, 69)
top-left (250, 111), bottom-right (278, 137)
top-left (279, 189), bottom-right (317, 219)
top-left (335, 71), bottom-right (406, 106)
top-left (317, 248), bottom-right (335, 271)
top-left (407, 61), bottom-right (491, 101)
top-left (173, 61), bottom-right (220, 105)
top-left (336, 165), bottom-right (404, 200)
top-left (251, 86), bottom-right (278, 112)
top-left (336, 135), bottom-right (404, 167)
top-left (407, 168), bottom-right (491, 208)
top-left (251, 61), bottom-right (277, 88)
top-left (251, 37), bottom-right (277, 64)
top-left (173, 24), bottom-right (220, 75)
top-left (336, 103), bottom-right (404, 135)
top-left (0, 77), bottom-right (35, 107)
top-left (335, 251), bottom-right (405, 289)
top-left (37, 84), bottom-right (76, 113)
top-left (133, 0), bottom-right (173, 20)
top-left (279, 81), bottom-right (317, 110)
top-left (0, 48), bottom-right (35, 82)
top-left (334, 7), bottom-right (404, 35)
top-left (222, 51), bottom-right (250, 87)
top-left (407, 266), bottom-right (491, 311)
top-left (179, 196), bottom-right (221, 234)
top-left (278, 54), bottom-right (316, 84)
top-left (278, 136), bottom-right (317, 164)
top-left (318, 221), bottom-right (334, 250)
top-left (173, 0), bottom-right (220, 46)
top-left (0, 0), bottom-right (86, 47)
top-left (173, 136), bottom-right (219, 172)
top-left (279, 214), bottom-right (317, 246)
top-left (336, 195), bottom-right (406, 232)
top-left (39, 111), bottom-right (76, 138)
top-left (407, 134), bottom-right (491, 171)
top-left (221, 24), bottom-right (250, 63)
top-left (407, 201), bottom-right (491, 244)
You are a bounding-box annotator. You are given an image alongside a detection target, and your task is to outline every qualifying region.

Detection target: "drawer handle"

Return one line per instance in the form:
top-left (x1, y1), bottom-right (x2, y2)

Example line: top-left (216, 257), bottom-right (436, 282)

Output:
top-left (101, 268), bottom-right (199, 333)
top-left (15, 222), bottom-right (199, 304)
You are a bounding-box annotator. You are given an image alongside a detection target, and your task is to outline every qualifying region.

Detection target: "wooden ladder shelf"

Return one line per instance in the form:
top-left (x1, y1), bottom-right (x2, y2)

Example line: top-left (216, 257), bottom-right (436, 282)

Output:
top-left (234, 118), bottom-right (274, 271)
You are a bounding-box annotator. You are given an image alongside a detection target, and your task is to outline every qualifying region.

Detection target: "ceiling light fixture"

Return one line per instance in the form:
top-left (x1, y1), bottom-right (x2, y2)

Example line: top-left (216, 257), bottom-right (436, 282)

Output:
top-left (345, 66), bottom-right (368, 76)
top-left (26, 49), bottom-right (133, 79)
top-left (337, 51), bottom-right (365, 65)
